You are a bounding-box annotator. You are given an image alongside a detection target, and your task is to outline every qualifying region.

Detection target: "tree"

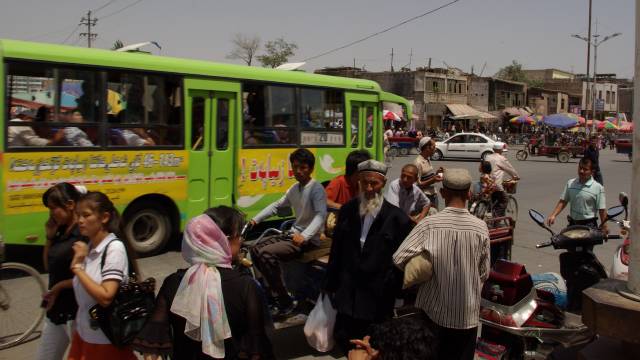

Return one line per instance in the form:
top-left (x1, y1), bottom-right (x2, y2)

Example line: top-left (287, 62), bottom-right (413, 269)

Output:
top-left (111, 39), bottom-right (124, 50)
top-left (494, 60), bottom-right (528, 82)
top-left (226, 33), bottom-right (261, 66)
top-left (495, 60), bottom-right (545, 88)
top-left (257, 38), bottom-right (298, 68)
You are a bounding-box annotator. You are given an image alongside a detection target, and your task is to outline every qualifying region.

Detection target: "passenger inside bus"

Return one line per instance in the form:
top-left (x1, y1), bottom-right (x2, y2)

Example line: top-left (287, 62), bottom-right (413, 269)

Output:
top-left (8, 108), bottom-right (64, 147)
top-left (63, 111), bottom-right (95, 146)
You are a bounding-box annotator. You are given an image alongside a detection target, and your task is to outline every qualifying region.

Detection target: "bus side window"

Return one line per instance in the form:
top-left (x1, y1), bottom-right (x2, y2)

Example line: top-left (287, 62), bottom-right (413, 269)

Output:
top-left (191, 97), bottom-right (205, 151)
top-left (106, 72), bottom-right (182, 147)
top-left (351, 106), bottom-right (359, 148)
top-left (365, 106), bottom-right (374, 148)
top-left (242, 83), bottom-right (297, 147)
top-left (216, 98), bottom-right (229, 150)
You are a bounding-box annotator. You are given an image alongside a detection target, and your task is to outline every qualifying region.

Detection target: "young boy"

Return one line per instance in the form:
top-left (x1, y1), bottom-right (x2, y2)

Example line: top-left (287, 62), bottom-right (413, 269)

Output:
top-left (249, 148), bottom-right (327, 315)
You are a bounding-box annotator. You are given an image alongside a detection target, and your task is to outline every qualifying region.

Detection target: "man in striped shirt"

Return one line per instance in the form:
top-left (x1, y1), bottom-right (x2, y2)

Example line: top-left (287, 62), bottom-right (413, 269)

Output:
top-left (394, 168), bottom-right (490, 360)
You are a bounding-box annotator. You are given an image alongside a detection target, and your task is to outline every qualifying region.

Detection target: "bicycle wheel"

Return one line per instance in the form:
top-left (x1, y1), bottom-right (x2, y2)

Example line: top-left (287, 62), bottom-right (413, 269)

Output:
top-left (0, 262), bottom-right (46, 350)
top-left (505, 196), bottom-right (519, 224)
top-left (473, 200), bottom-right (490, 221)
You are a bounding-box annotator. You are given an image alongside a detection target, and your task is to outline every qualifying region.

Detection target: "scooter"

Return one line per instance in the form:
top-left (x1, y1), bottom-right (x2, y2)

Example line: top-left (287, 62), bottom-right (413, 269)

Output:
top-left (611, 193), bottom-right (630, 280)
top-left (476, 205), bottom-right (624, 360)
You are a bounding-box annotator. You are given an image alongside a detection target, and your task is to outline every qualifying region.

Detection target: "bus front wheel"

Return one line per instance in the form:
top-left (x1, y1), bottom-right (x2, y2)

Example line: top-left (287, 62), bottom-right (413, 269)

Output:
top-left (124, 202), bottom-right (172, 256)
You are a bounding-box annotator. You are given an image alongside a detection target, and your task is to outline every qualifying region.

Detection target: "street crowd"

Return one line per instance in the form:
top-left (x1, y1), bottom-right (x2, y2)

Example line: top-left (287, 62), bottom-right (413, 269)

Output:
top-left (35, 133), bottom-right (609, 360)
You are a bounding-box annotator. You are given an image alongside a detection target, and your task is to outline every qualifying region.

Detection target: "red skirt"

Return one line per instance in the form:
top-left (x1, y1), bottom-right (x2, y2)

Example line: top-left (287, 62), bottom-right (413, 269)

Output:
top-left (67, 331), bottom-right (137, 360)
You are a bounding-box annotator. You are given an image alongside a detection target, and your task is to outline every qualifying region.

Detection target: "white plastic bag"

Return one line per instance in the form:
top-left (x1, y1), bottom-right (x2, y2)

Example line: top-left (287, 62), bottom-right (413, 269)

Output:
top-left (303, 293), bottom-right (337, 352)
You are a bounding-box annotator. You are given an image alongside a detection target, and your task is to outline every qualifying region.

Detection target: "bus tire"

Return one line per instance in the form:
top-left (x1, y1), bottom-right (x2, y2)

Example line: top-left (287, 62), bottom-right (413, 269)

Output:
top-left (123, 201), bottom-right (174, 256)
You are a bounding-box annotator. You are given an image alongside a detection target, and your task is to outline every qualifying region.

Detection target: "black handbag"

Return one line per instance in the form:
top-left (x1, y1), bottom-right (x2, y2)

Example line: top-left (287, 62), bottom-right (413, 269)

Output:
top-left (89, 239), bottom-right (156, 347)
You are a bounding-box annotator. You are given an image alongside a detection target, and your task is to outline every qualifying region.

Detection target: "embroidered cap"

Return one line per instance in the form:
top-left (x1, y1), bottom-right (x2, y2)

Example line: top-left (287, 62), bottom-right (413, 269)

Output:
top-left (442, 168), bottom-right (472, 191)
top-left (418, 136), bottom-right (433, 150)
top-left (358, 159), bottom-right (388, 176)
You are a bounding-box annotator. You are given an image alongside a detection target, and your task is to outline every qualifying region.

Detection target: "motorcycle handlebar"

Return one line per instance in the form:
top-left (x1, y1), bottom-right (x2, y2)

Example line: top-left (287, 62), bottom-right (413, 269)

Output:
top-left (607, 234), bottom-right (622, 240)
top-left (536, 241), bottom-right (553, 249)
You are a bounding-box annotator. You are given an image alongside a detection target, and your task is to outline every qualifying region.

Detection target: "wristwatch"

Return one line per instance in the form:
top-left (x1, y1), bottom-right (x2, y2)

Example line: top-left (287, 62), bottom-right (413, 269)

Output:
top-left (71, 263), bottom-right (85, 271)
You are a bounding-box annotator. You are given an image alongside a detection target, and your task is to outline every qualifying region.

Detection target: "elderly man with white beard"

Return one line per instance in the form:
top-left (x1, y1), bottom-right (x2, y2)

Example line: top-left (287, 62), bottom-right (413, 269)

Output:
top-left (325, 159), bottom-right (413, 355)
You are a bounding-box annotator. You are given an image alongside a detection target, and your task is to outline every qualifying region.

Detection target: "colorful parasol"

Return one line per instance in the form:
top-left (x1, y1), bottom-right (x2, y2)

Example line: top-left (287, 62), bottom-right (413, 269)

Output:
top-left (598, 121), bottom-right (618, 130)
top-left (383, 110), bottom-right (402, 121)
top-left (619, 121), bottom-right (634, 132)
top-left (510, 115), bottom-right (535, 125)
top-left (542, 114), bottom-right (578, 128)
top-left (567, 113), bottom-right (586, 124)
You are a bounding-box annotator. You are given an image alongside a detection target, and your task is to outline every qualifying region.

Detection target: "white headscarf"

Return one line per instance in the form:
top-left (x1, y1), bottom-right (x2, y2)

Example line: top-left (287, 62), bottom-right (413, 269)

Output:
top-left (170, 214), bottom-right (233, 358)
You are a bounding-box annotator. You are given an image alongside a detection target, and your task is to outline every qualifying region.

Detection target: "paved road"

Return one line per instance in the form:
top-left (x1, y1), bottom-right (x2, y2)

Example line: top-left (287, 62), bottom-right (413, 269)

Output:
top-left (1, 147), bottom-right (632, 360)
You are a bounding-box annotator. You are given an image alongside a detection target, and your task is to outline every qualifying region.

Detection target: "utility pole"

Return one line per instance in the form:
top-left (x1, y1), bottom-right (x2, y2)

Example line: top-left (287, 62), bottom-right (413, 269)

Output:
top-left (592, 19), bottom-right (599, 126)
top-left (390, 48), bottom-right (394, 72)
top-left (586, 0), bottom-right (592, 129)
top-left (80, 10), bottom-right (98, 48)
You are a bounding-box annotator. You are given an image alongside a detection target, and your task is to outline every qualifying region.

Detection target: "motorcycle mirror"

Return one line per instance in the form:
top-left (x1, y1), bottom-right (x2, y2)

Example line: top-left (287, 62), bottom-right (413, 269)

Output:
top-left (529, 209), bottom-right (546, 226)
top-left (277, 206), bottom-right (293, 218)
top-left (607, 205), bottom-right (625, 220)
top-left (619, 192), bottom-right (629, 207)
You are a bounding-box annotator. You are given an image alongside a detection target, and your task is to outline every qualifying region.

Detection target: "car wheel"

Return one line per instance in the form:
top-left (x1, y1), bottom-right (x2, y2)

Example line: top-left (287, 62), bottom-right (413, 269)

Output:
top-left (516, 150), bottom-right (528, 161)
top-left (557, 152), bottom-right (570, 163)
top-left (124, 202), bottom-right (172, 256)
top-left (388, 147), bottom-right (398, 158)
top-left (431, 149), bottom-right (443, 161)
top-left (481, 151), bottom-right (492, 161)
top-left (399, 147), bottom-right (409, 156)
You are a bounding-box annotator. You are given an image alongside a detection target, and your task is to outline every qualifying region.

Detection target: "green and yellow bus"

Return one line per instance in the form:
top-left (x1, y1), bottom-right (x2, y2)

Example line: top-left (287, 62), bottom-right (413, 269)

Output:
top-left (1, 39), bottom-right (411, 255)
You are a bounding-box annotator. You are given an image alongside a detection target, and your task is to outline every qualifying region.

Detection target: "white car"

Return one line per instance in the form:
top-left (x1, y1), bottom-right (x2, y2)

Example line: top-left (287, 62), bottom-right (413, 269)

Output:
top-left (432, 132), bottom-right (505, 161)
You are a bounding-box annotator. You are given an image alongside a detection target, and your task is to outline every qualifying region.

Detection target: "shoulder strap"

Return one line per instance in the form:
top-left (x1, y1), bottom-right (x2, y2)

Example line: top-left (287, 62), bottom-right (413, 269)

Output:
top-left (100, 238), bottom-right (134, 277)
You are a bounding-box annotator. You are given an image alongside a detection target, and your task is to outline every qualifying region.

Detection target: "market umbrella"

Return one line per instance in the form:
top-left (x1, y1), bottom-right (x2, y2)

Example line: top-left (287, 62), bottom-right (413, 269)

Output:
top-left (598, 121), bottom-right (618, 130)
top-left (542, 114), bottom-right (578, 128)
top-left (567, 113), bottom-right (586, 125)
top-left (619, 121), bottom-right (634, 132)
top-left (510, 115), bottom-right (535, 125)
top-left (383, 110), bottom-right (402, 121)
top-left (586, 119), bottom-right (603, 127)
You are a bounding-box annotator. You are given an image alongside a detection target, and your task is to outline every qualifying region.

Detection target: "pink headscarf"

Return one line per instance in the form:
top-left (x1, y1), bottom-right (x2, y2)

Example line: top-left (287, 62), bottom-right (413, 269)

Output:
top-left (170, 214), bottom-right (232, 358)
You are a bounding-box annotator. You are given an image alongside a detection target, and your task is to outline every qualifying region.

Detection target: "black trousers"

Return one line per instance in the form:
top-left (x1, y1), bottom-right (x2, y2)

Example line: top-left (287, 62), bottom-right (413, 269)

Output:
top-left (567, 216), bottom-right (598, 228)
top-left (429, 320), bottom-right (478, 360)
top-left (333, 312), bottom-right (373, 355)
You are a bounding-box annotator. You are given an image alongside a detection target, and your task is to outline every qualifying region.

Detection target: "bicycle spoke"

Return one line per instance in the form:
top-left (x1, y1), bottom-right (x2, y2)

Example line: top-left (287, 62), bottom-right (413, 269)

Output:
top-left (0, 263), bottom-right (46, 349)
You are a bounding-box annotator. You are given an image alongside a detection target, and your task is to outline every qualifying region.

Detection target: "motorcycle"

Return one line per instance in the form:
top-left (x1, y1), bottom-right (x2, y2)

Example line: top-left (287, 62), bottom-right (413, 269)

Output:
top-left (235, 208), bottom-right (335, 329)
top-left (476, 205), bottom-right (624, 359)
top-left (611, 192), bottom-right (631, 280)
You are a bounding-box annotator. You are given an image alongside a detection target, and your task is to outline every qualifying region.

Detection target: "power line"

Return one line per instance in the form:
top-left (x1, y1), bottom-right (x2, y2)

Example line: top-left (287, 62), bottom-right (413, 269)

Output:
top-left (303, 0), bottom-right (461, 62)
top-left (93, 0), bottom-right (118, 13)
top-left (61, 25), bottom-right (81, 44)
top-left (99, 0), bottom-right (144, 20)
top-left (23, 25), bottom-right (78, 41)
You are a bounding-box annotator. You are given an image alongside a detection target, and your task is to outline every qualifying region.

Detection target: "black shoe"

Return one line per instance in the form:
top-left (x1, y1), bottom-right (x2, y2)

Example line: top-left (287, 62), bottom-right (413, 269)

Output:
top-left (271, 297), bottom-right (297, 318)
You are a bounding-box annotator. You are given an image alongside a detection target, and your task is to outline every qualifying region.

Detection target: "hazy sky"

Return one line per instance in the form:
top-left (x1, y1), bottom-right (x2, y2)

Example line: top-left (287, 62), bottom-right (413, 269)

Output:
top-left (0, 0), bottom-right (635, 78)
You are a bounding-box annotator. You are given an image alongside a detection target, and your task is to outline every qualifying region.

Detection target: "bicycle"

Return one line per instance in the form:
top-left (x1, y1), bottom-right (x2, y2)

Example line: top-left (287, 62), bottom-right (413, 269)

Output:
top-left (469, 180), bottom-right (519, 226)
top-left (0, 238), bottom-right (46, 349)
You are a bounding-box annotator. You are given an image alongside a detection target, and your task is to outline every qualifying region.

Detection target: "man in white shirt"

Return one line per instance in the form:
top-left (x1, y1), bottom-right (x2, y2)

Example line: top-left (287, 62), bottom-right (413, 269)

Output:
top-left (485, 142), bottom-right (519, 217)
top-left (8, 109), bottom-right (63, 147)
top-left (385, 164), bottom-right (430, 223)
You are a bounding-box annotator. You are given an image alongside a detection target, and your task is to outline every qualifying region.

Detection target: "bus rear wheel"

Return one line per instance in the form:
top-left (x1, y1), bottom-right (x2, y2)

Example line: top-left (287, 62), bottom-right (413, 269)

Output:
top-left (124, 203), bottom-right (172, 256)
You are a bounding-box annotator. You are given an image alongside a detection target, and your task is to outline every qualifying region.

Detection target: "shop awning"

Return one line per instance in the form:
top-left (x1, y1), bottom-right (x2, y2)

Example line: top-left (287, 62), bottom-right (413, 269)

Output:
top-left (446, 104), bottom-right (498, 121)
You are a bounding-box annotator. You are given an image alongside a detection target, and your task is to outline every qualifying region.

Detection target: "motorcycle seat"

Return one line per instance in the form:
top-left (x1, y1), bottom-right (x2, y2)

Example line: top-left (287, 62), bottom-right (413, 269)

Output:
top-left (483, 260), bottom-right (533, 306)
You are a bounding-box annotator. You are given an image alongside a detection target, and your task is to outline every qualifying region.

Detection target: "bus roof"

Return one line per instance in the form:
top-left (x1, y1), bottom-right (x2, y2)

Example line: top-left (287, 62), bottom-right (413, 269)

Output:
top-left (0, 39), bottom-right (382, 92)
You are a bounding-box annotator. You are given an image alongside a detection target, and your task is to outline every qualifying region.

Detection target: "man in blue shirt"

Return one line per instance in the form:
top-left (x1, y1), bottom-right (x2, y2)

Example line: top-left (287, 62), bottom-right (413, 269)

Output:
top-left (547, 157), bottom-right (607, 233)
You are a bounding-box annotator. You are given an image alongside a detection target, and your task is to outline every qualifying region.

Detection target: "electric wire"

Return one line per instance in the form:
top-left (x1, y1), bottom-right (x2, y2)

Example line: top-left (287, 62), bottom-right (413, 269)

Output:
top-left (303, 0), bottom-right (461, 62)
top-left (93, 0), bottom-right (118, 13)
top-left (98, 0), bottom-right (144, 20)
top-left (61, 25), bottom-right (81, 44)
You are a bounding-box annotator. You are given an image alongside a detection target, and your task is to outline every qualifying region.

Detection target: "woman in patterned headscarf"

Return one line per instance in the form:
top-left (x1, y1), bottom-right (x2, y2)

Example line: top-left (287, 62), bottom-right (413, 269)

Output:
top-left (133, 206), bottom-right (274, 359)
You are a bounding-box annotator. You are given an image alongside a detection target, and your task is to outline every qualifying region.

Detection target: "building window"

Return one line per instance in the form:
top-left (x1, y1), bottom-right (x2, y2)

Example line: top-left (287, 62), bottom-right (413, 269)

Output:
top-left (598, 90), bottom-right (602, 100)
top-left (561, 98), bottom-right (566, 109)
top-left (612, 91), bottom-right (616, 104)
top-left (432, 81), bottom-right (439, 92)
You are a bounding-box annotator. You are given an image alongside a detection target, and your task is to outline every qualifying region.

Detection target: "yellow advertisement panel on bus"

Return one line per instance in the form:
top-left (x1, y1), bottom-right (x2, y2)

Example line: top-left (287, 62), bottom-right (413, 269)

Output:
top-left (3, 150), bottom-right (189, 215)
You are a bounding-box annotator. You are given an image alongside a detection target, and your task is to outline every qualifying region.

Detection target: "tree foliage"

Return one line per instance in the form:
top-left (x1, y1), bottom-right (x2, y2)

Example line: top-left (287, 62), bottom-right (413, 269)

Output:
top-left (226, 33), bottom-right (261, 66)
top-left (257, 38), bottom-right (298, 68)
top-left (111, 39), bottom-right (124, 50)
top-left (495, 60), bottom-right (544, 88)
